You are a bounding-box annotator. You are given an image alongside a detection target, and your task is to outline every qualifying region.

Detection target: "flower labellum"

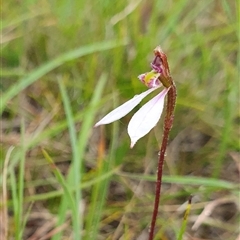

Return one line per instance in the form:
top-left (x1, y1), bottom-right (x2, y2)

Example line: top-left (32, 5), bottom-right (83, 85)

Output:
top-left (138, 71), bottom-right (161, 88)
top-left (94, 50), bottom-right (170, 148)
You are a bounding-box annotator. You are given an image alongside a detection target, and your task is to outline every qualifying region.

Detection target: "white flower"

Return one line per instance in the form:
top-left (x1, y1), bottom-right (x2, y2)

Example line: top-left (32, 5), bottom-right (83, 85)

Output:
top-left (95, 71), bottom-right (169, 148)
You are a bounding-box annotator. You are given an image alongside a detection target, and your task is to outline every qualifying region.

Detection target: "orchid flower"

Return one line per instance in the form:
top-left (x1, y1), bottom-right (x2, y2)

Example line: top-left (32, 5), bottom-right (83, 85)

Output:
top-left (95, 54), bottom-right (169, 148)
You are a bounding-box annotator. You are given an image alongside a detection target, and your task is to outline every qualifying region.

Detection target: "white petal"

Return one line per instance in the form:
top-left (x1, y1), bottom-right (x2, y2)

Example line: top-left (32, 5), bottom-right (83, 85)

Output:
top-left (94, 87), bottom-right (160, 127)
top-left (128, 88), bottom-right (169, 148)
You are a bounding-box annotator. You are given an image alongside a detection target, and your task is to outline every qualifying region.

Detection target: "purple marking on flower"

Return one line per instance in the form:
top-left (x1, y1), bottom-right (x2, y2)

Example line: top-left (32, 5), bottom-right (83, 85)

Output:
top-left (138, 73), bottom-right (146, 83)
top-left (151, 55), bottom-right (162, 73)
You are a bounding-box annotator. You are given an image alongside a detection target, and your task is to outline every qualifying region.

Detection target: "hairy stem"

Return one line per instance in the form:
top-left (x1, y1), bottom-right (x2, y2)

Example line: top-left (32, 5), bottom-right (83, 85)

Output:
top-left (148, 82), bottom-right (177, 240)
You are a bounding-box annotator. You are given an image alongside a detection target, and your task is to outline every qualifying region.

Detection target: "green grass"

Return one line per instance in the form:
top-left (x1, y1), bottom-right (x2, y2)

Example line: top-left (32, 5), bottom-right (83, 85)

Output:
top-left (1, 0), bottom-right (239, 239)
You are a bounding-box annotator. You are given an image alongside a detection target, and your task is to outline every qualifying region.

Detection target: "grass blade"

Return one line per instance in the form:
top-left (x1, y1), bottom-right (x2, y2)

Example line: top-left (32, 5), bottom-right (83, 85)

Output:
top-left (58, 77), bottom-right (82, 238)
top-left (1, 39), bottom-right (127, 114)
top-left (53, 73), bottom-right (108, 240)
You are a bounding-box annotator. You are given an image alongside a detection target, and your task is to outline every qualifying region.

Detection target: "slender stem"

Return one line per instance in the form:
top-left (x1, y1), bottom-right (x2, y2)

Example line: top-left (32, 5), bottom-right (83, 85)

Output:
top-left (148, 83), bottom-right (177, 240)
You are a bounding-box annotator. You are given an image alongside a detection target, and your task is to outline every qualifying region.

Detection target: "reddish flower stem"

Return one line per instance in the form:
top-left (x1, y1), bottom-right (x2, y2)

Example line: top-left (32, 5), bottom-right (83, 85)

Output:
top-left (148, 47), bottom-right (177, 239)
top-left (148, 81), bottom-right (177, 239)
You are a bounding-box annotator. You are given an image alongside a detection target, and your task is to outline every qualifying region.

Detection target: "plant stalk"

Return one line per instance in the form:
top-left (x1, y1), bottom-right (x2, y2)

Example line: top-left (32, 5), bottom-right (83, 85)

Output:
top-left (148, 82), bottom-right (177, 240)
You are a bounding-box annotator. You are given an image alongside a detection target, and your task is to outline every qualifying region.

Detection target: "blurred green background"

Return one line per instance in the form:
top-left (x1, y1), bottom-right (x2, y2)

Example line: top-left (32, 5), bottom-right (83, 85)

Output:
top-left (1, 0), bottom-right (239, 239)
